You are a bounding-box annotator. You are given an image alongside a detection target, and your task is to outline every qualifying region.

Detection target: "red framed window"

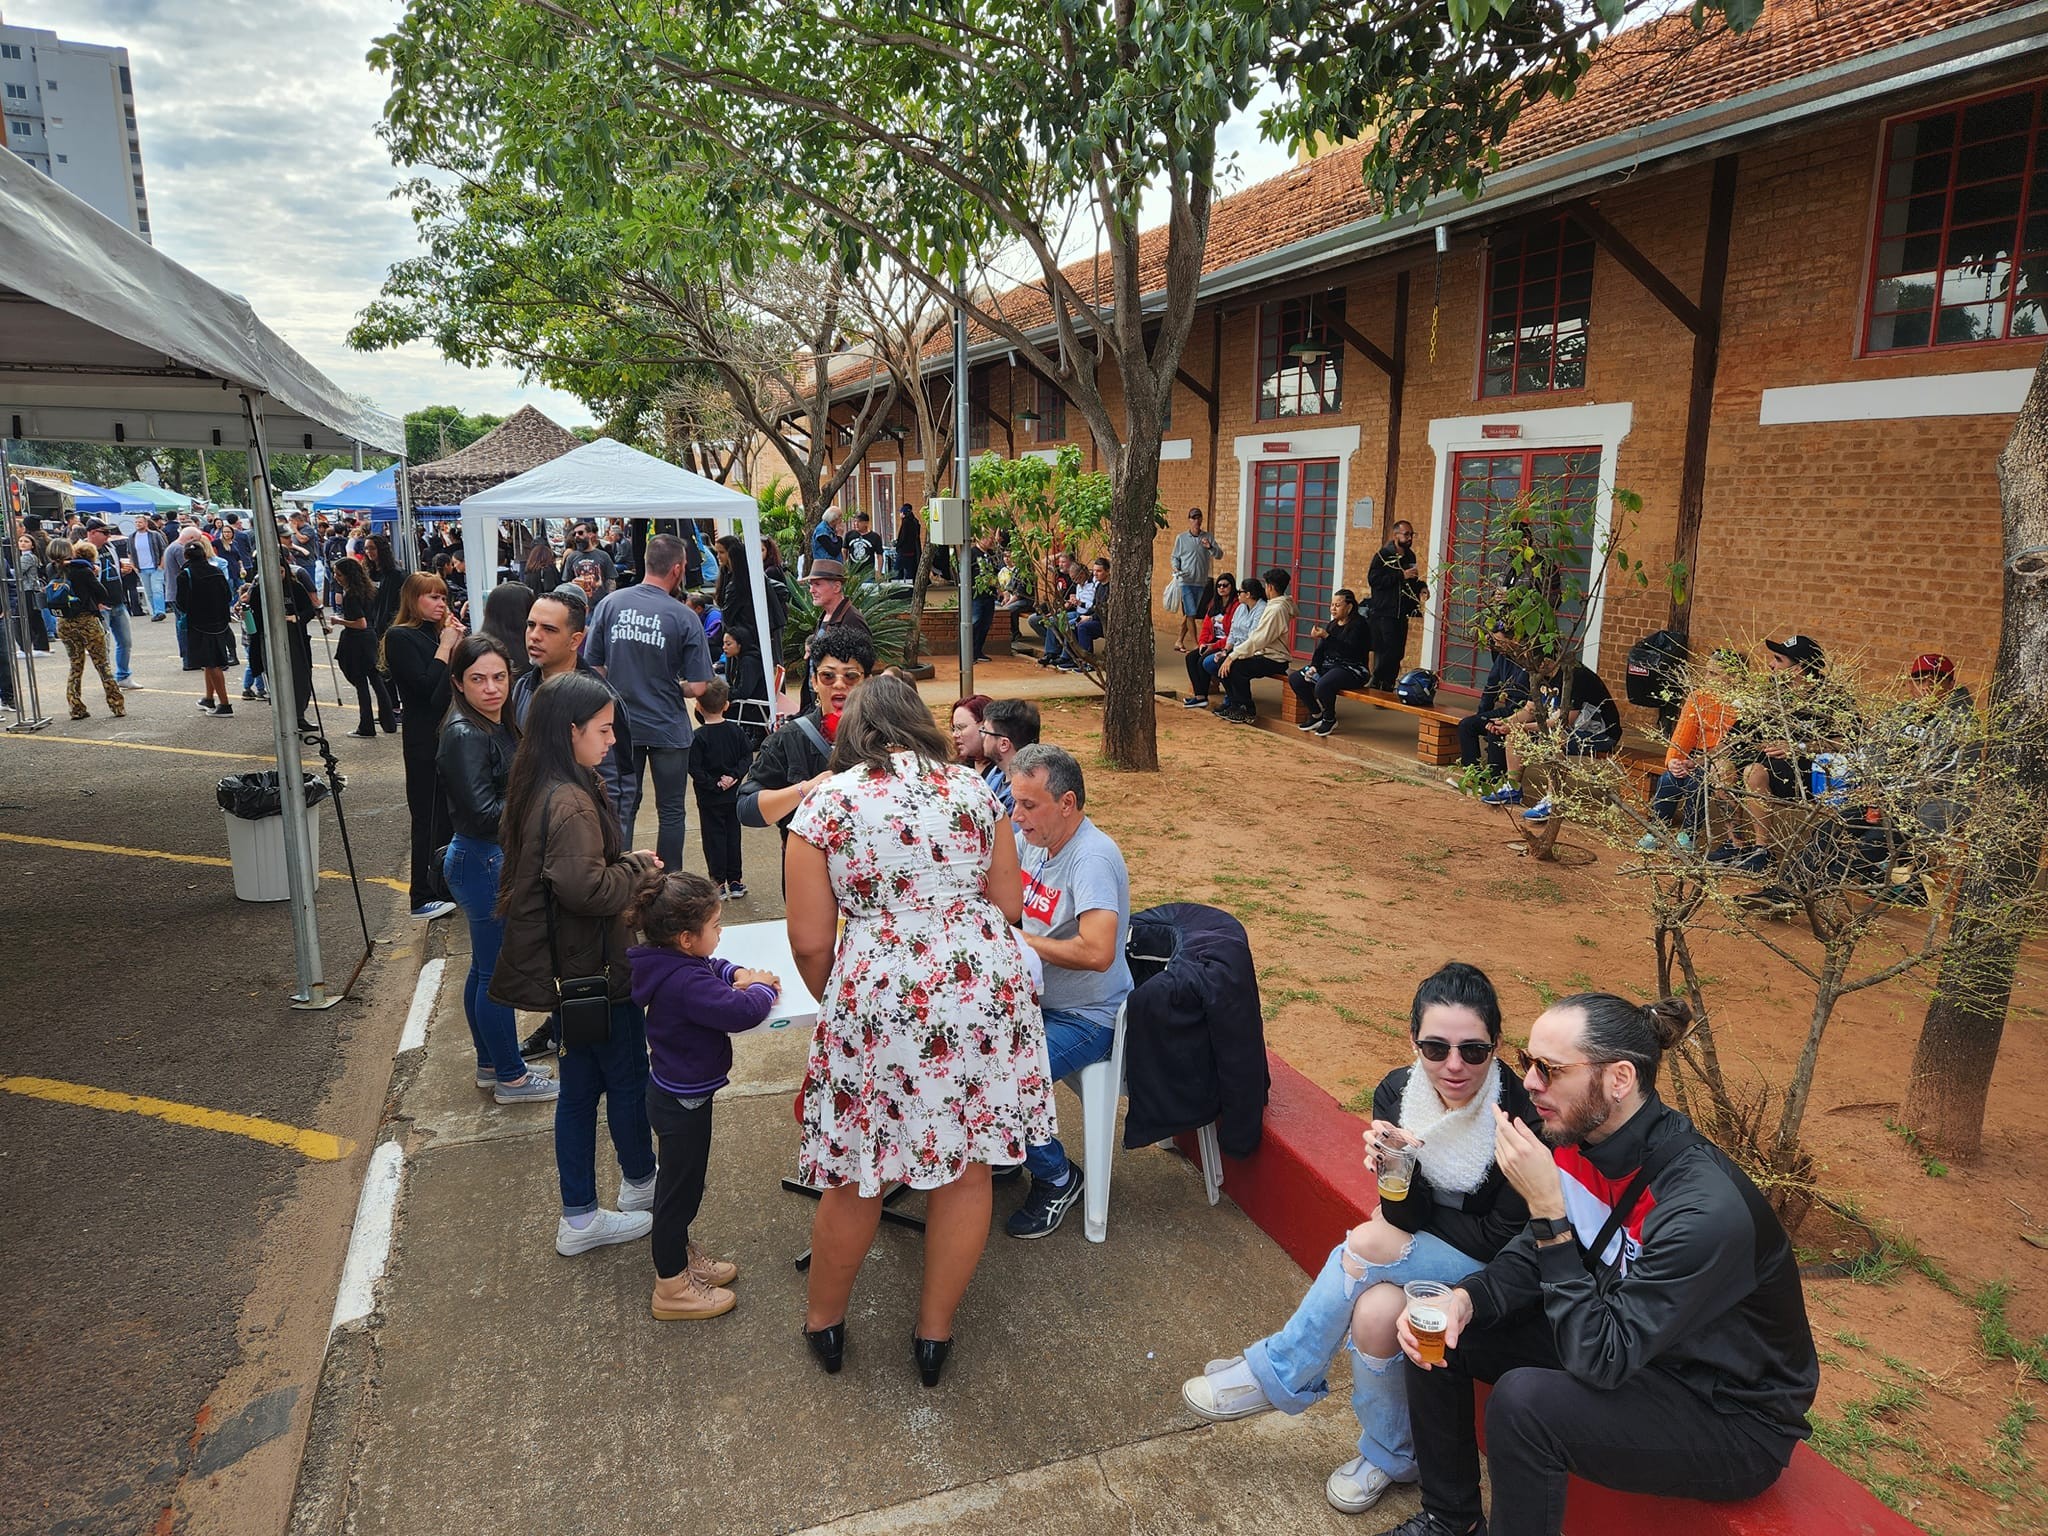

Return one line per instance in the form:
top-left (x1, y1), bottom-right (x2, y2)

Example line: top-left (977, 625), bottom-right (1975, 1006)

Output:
top-left (1481, 216), bottom-right (1594, 398)
top-left (1435, 449), bottom-right (1600, 694)
top-left (967, 366), bottom-right (990, 451)
top-left (1250, 459), bottom-right (1339, 655)
top-left (1864, 81), bottom-right (2048, 353)
top-left (1256, 292), bottom-right (1344, 421)
top-left (1034, 372), bottom-right (1066, 442)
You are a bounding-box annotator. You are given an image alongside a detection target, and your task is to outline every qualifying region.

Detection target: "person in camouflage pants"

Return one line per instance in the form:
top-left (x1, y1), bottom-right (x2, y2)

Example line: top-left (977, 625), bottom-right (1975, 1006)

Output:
top-left (58, 613), bottom-right (124, 719)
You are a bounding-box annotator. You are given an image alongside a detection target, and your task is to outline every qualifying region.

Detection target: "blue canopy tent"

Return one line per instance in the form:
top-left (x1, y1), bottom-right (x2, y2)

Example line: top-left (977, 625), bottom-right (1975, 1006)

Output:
top-left (311, 464), bottom-right (456, 523)
top-left (69, 479), bottom-right (152, 517)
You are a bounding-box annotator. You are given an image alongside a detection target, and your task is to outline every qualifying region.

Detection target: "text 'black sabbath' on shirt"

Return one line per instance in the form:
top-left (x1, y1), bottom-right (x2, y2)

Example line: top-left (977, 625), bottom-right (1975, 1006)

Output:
top-left (582, 582), bottom-right (715, 748)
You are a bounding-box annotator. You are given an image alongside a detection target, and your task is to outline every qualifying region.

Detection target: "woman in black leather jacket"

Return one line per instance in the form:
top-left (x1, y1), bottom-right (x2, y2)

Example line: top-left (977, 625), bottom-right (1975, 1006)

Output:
top-left (438, 634), bottom-right (556, 1104)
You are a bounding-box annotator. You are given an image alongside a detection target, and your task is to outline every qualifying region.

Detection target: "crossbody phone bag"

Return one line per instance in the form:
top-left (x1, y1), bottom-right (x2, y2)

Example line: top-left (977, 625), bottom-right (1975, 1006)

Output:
top-left (538, 788), bottom-right (614, 1051)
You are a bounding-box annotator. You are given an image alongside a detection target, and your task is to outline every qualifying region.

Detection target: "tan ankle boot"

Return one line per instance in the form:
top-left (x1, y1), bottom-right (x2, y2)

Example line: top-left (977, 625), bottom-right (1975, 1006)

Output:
top-left (651, 1270), bottom-right (735, 1321)
top-left (687, 1243), bottom-right (739, 1288)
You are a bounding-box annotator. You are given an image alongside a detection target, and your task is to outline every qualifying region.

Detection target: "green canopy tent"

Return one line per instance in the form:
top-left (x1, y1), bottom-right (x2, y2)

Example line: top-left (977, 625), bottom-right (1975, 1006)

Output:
top-left (111, 480), bottom-right (195, 515)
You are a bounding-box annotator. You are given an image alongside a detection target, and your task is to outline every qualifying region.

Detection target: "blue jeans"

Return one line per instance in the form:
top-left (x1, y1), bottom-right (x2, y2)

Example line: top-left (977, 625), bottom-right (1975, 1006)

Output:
top-left (1024, 1007), bottom-right (1116, 1182)
top-left (971, 592), bottom-right (996, 657)
top-left (1244, 1231), bottom-right (1483, 1481)
top-left (442, 835), bottom-right (526, 1083)
top-left (1650, 768), bottom-right (1708, 830)
top-left (142, 567), bottom-right (166, 617)
top-left (555, 996), bottom-right (656, 1215)
top-left (101, 603), bottom-right (131, 679)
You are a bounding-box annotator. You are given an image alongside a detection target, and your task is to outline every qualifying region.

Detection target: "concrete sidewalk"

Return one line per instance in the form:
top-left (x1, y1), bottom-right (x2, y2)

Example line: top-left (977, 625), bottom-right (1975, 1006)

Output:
top-left (307, 923), bottom-right (1412, 1535)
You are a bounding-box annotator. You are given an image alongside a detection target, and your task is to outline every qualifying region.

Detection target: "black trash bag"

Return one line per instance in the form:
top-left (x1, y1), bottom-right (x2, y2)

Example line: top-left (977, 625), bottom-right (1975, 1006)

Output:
top-left (216, 771), bottom-right (331, 819)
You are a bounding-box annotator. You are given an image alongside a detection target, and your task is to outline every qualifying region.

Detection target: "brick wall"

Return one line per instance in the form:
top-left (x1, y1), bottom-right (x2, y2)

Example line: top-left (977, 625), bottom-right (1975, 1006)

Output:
top-left (833, 72), bottom-right (2043, 710)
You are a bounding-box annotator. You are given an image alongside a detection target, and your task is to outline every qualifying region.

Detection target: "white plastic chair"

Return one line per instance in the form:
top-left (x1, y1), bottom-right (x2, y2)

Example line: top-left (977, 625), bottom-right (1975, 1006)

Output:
top-left (1070, 1000), bottom-right (1225, 1243)
top-left (728, 663), bottom-right (787, 734)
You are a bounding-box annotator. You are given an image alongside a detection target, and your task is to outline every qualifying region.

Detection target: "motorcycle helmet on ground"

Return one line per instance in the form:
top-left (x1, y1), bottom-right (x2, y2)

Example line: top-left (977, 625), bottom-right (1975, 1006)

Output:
top-left (1394, 668), bottom-right (1439, 707)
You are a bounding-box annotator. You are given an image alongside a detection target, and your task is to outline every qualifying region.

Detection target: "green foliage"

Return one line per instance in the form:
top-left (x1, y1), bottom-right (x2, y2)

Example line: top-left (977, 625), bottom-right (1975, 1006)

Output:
top-left (780, 567), bottom-right (911, 672)
top-left (754, 478), bottom-right (804, 570)
top-left (1969, 1280), bottom-right (2048, 1384)
top-left (405, 405), bottom-right (502, 464)
top-left (967, 446), bottom-right (1145, 588)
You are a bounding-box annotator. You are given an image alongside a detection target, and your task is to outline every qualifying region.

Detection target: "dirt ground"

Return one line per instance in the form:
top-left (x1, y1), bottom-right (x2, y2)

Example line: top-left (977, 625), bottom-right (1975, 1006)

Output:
top-left (1023, 692), bottom-right (2046, 1536)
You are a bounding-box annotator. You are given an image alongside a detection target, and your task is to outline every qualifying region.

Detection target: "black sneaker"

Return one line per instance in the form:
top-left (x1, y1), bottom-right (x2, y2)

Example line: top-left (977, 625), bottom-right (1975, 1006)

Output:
top-left (1005, 1165), bottom-right (1083, 1239)
top-left (1378, 1514), bottom-right (1487, 1536)
top-left (519, 1022), bottom-right (557, 1059)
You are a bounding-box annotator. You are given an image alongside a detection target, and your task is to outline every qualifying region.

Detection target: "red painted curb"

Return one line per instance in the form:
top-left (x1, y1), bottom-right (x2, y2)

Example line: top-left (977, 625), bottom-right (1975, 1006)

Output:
top-left (1176, 1051), bottom-right (1927, 1536)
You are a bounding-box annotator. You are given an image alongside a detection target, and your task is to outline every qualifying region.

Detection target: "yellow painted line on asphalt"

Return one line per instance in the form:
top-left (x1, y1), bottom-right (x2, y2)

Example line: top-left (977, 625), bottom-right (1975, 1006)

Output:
top-left (0, 1075), bottom-right (356, 1161)
top-left (0, 732), bottom-right (272, 761)
top-left (0, 830), bottom-right (409, 894)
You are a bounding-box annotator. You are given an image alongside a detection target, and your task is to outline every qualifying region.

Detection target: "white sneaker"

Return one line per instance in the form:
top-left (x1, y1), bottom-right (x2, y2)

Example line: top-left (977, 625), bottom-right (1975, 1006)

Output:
top-left (555, 1208), bottom-right (652, 1256)
top-left (618, 1172), bottom-right (658, 1213)
top-left (492, 1072), bottom-right (560, 1105)
top-left (1180, 1356), bottom-right (1273, 1422)
top-left (1326, 1455), bottom-right (1407, 1514)
top-left (475, 1062), bottom-right (554, 1091)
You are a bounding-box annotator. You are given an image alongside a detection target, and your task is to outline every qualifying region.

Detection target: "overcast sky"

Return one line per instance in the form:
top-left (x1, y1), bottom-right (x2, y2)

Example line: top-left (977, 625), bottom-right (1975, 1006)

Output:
top-left (8, 1), bottom-right (1297, 430)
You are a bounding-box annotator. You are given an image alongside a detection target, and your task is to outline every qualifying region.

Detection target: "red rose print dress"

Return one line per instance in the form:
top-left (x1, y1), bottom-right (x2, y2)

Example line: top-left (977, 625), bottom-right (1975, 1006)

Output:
top-left (788, 751), bottom-right (1053, 1195)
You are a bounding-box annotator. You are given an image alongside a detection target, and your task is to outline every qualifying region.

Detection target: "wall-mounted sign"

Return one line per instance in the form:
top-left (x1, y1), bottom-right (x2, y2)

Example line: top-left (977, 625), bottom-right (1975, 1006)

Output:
top-left (1480, 424), bottom-right (1522, 440)
top-left (1261, 441), bottom-right (1291, 453)
top-left (1351, 497), bottom-right (1375, 530)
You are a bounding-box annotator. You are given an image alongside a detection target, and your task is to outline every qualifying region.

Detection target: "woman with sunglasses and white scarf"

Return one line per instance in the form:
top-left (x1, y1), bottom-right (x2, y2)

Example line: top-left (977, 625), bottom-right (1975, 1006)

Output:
top-left (1181, 961), bottom-right (1542, 1516)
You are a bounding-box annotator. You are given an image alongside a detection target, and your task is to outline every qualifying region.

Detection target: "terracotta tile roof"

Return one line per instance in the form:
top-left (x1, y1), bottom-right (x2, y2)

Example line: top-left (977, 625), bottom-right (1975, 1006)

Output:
top-left (966, 0), bottom-right (2031, 347)
top-left (408, 405), bottom-right (584, 502)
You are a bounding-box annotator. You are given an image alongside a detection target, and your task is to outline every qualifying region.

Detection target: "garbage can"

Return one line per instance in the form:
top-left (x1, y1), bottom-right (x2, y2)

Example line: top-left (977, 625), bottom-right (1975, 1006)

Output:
top-left (217, 772), bottom-right (331, 902)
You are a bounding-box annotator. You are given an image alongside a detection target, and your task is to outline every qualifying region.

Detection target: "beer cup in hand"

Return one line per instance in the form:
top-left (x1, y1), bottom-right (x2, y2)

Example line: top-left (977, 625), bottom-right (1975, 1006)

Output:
top-left (1404, 1281), bottom-right (1453, 1366)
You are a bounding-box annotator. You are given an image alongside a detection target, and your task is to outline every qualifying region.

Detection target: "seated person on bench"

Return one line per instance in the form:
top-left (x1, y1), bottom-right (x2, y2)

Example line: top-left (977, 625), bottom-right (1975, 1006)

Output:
top-left (1005, 743), bottom-right (1133, 1239)
top-left (1217, 567), bottom-right (1296, 725)
top-left (1183, 574), bottom-right (1251, 709)
top-left (1480, 652), bottom-right (1621, 821)
top-left (1045, 557), bottom-right (1108, 671)
top-left (1288, 587), bottom-right (1373, 737)
top-left (1640, 652), bottom-right (1738, 851)
top-left (1383, 991), bottom-right (1816, 1536)
top-left (1456, 636), bottom-right (1529, 775)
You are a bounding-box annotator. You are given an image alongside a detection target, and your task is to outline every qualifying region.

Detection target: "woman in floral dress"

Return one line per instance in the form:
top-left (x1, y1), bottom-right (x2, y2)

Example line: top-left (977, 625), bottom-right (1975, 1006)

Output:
top-left (786, 675), bottom-right (1049, 1386)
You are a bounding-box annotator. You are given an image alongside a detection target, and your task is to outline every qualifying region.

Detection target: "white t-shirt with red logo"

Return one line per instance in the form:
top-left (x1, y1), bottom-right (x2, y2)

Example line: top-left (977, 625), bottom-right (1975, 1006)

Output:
top-left (1016, 817), bottom-right (1133, 1027)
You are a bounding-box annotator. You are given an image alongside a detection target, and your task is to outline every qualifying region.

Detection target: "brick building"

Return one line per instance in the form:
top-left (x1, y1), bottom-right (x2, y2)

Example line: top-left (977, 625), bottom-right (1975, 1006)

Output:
top-left (825, 0), bottom-right (2048, 704)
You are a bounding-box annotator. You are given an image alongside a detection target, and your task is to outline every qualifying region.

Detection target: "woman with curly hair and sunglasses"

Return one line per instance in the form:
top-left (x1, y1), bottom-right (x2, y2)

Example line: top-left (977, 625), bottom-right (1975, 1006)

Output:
top-left (1180, 961), bottom-right (1541, 1517)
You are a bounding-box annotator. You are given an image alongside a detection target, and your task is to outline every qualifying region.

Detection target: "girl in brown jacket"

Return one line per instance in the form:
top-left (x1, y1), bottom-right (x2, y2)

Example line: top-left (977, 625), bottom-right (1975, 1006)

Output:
top-left (493, 671), bottom-right (664, 1256)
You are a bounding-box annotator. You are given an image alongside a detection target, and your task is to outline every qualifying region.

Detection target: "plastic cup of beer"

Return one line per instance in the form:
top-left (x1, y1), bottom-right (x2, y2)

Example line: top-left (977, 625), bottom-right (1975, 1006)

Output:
top-left (1406, 1281), bottom-right (1452, 1365)
top-left (1376, 1141), bottom-right (1417, 1203)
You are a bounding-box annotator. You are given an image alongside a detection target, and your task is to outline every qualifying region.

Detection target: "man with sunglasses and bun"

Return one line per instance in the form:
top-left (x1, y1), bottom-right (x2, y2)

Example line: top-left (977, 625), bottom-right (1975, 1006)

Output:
top-left (1381, 992), bottom-right (1816, 1536)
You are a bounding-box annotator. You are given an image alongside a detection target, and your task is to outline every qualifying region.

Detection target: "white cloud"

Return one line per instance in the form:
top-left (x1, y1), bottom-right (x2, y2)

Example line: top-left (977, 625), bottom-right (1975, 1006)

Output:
top-left (5, 0), bottom-right (595, 428)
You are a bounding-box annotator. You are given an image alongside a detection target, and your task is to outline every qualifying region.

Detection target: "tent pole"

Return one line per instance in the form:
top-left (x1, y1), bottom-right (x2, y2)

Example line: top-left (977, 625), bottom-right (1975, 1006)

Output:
top-left (2, 442), bottom-right (51, 731)
top-left (739, 511), bottom-right (775, 718)
top-left (461, 501), bottom-right (494, 621)
top-left (952, 304), bottom-right (973, 697)
top-left (244, 393), bottom-right (336, 1010)
top-left (396, 460), bottom-right (419, 576)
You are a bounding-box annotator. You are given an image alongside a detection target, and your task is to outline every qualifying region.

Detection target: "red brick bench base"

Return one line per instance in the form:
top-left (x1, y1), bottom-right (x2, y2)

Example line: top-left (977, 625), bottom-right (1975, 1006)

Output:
top-left (1174, 1055), bottom-right (1926, 1536)
top-left (1278, 682), bottom-right (1461, 765)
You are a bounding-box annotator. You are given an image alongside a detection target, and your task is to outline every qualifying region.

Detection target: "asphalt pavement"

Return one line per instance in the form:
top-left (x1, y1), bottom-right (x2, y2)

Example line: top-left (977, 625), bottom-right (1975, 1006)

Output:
top-left (0, 617), bottom-right (418, 1536)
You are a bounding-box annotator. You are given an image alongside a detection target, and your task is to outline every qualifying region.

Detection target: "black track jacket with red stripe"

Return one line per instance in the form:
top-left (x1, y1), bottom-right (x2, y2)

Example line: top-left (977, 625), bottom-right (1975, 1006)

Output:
top-left (1462, 1096), bottom-right (1818, 1448)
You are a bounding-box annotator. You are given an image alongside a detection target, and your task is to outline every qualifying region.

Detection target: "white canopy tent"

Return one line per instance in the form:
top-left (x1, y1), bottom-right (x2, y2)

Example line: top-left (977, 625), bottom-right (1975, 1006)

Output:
top-left (283, 467), bottom-right (374, 505)
top-left (0, 149), bottom-right (405, 1009)
top-left (459, 438), bottom-right (777, 720)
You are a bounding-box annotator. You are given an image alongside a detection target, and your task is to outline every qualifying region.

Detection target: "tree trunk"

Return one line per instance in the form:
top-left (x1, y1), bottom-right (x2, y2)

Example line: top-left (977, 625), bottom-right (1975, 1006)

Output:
top-left (1772, 950), bottom-right (1848, 1174)
top-left (1902, 345), bottom-right (2048, 1157)
top-left (1101, 442), bottom-right (1161, 771)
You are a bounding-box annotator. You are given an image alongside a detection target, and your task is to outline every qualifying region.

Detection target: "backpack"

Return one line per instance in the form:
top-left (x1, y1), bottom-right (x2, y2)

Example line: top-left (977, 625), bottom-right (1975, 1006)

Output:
top-left (42, 567), bottom-right (75, 617)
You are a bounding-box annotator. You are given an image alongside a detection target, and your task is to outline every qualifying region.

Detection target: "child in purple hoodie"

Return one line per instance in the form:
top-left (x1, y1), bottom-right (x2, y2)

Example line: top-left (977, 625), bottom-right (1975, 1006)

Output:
top-left (628, 872), bottom-right (781, 1321)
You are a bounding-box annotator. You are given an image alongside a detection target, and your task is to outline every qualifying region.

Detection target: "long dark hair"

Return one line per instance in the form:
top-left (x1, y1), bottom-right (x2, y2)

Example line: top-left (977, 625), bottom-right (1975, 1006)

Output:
top-left (496, 671), bottom-right (621, 915)
top-left (828, 673), bottom-right (951, 775)
top-left (481, 581), bottom-right (534, 675)
top-left (333, 555), bottom-right (373, 608)
top-left (446, 634), bottom-right (518, 736)
top-left (1410, 961), bottom-right (1504, 1045)
top-left (713, 533), bottom-right (748, 608)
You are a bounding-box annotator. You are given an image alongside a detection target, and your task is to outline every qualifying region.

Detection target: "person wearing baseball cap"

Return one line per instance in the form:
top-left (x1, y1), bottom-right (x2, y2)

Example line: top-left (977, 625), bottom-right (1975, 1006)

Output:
top-left (1763, 633), bottom-right (1825, 677)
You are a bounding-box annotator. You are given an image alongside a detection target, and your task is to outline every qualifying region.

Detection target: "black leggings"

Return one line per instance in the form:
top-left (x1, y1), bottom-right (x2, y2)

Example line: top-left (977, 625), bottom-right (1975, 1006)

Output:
top-left (1406, 1312), bottom-right (1795, 1536)
top-left (1185, 647), bottom-right (1222, 697)
top-left (351, 668), bottom-right (397, 733)
top-left (402, 732), bottom-right (453, 909)
top-left (647, 1086), bottom-right (715, 1279)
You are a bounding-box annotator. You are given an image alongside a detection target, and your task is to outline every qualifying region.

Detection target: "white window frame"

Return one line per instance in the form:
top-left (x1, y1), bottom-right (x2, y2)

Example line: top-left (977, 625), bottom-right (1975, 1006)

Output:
top-left (1228, 423), bottom-right (1364, 592)
top-left (1419, 400), bottom-right (1634, 673)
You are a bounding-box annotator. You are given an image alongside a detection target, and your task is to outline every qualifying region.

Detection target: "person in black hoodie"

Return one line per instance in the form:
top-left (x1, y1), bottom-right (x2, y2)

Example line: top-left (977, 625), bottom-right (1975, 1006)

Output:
top-left (1385, 992), bottom-right (1816, 1536)
top-left (1183, 962), bottom-right (1542, 1517)
top-left (1287, 586), bottom-right (1373, 737)
top-left (46, 537), bottom-right (125, 720)
top-left (687, 678), bottom-right (753, 899)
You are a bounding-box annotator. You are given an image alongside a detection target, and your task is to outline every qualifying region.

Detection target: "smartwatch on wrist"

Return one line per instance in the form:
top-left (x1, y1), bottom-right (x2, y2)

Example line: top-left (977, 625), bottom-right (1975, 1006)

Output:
top-left (1528, 1215), bottom-right (1572, 1243)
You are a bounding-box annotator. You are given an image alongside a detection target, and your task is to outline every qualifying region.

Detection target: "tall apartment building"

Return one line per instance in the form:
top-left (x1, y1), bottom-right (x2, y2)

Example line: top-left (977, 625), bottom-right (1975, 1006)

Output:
top-left (0, 9), bottom-right (149, 241)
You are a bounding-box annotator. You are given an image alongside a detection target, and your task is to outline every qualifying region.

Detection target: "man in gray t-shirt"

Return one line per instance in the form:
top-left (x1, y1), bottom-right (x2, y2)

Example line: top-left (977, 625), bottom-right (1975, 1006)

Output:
top-left (1006, 743), bottom-right (1133, 1239)
top-left (582, 533), bottom-right (714, 873)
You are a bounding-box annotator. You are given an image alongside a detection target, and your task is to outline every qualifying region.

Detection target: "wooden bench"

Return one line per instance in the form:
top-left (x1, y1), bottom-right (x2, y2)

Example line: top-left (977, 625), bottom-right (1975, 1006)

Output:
top-left (1278, 678), bottom-right (1463, 765)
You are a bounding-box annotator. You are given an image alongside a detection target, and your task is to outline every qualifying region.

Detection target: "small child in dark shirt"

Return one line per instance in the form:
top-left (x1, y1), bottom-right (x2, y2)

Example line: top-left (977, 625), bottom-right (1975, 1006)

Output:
top-left (628, 871), bottom-right (780, 1321)
top-left (690, 678), bottom-right (754, 899)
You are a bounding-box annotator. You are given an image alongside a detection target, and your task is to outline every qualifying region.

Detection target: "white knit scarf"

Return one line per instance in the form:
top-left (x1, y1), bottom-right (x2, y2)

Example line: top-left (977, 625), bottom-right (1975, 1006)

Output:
top-left (1398, 1059), bottom-right (1503, 1195)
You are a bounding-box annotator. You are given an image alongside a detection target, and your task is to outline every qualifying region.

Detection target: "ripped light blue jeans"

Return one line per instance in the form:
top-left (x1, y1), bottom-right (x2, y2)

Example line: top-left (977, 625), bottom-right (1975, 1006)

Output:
top-left (1242, 1228), bottom-right (1483, 1481)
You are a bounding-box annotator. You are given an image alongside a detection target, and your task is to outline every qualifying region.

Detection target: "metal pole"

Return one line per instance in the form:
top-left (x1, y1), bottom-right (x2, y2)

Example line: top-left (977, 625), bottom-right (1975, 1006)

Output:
top-left (395, 460), bottom-right (419, 575)
top-left (953, 305), bottom-right (973, 697)
top-left (1, 444), bottom-right (50, 731)
top-left (243, 394), bottom-right (335, 1010)
top-left (197, 446), bottom-right (211, 506)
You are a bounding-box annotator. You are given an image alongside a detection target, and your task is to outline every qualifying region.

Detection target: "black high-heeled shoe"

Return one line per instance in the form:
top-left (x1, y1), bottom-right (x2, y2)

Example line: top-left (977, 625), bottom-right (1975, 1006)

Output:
top-left (804, 1321), bottom-right (845, 1375)
top-left (913, 1333), bottom-right (952, 1388)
